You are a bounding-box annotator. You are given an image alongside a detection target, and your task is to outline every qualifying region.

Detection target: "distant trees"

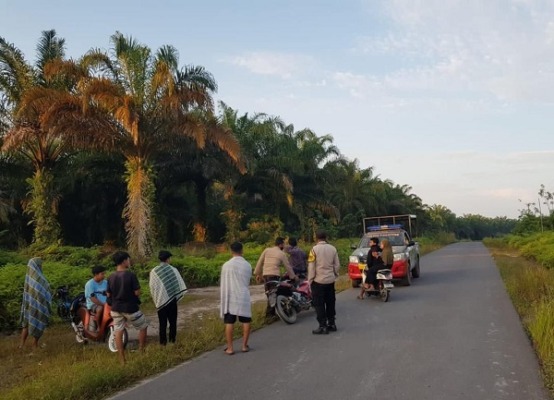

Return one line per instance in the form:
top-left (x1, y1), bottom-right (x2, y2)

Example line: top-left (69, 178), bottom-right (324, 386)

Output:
top-left (513, 184), bottom-right (554, 235)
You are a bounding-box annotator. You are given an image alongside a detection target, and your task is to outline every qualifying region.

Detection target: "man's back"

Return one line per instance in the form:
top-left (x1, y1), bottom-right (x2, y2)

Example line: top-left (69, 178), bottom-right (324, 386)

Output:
top-left (108, 270), bottom-right (140, 313)
top-left (308, 241), bottom-right (340, 284)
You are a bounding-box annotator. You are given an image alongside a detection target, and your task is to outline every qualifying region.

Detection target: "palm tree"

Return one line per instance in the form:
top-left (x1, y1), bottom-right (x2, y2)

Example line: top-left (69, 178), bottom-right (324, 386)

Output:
top-left (286, 128), bottom-right (341, 239)
top-left (0, 30), bottom-right (68, 245)
top-left (74, 32), bottom-right (242, 256)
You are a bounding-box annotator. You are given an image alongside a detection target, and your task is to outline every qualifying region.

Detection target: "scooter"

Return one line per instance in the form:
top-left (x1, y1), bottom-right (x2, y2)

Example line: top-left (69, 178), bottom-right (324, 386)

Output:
top-left (265, 276), bottom-right (312, 324)
top-left (68, 291), bottom-right (128, 352)
top-left (361, 268), bottom-right (394, 302)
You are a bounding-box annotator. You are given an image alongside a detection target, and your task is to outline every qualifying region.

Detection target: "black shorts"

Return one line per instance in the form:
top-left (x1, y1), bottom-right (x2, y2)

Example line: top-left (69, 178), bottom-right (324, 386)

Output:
top-left (224, 313), bottom-right (252, 324)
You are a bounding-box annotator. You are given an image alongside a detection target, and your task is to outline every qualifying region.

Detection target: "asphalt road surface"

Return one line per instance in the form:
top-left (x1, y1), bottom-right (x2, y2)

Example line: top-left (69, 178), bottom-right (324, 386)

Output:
top-left (110, 242), bottom-right (550, 400)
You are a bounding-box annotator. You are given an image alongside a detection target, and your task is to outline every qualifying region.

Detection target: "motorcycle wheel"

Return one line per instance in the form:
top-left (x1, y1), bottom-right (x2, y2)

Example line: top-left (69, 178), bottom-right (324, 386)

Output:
top-left (74, 321), bottom-right (87, 344)
top-left (106, 326), bottom-right (128, 353)
top-left (275, 295), bottom-right (298, 324)
top-left (379, 282), bottom-right (390, 302)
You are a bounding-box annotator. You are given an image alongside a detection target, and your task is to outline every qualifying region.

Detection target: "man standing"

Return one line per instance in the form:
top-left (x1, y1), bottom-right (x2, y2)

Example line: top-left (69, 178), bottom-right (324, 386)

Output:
top-left (308, 230), bottom-right (340, 334)
top-left (220, 242), bottom-right (252, 355)
top-left (107, 251), bottom-right (148, 364)
top-left (149, 250), bottom-right (187, 345)
top-left (254, 237), bottom-right (298, 319)
top-left (285, 237), bottom-right (307, 277)
top-left (85, 265), bottom-right (108, 332)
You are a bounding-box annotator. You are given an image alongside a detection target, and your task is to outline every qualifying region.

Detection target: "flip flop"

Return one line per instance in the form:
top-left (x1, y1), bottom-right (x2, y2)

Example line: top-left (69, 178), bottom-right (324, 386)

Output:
top-left (223, 347), bottom-right (235, 355)
top-left (241, 345), bottom-right (250, 353)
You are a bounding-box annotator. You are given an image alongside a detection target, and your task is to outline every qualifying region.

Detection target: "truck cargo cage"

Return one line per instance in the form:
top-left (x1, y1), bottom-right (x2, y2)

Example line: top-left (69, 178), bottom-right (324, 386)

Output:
top-left (363, 214), bottom-right (417, 237)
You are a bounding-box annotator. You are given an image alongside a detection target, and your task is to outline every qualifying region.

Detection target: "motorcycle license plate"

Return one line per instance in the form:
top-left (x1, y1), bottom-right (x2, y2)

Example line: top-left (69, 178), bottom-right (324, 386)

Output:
top-left (384, 282), bottom-right (394, 288)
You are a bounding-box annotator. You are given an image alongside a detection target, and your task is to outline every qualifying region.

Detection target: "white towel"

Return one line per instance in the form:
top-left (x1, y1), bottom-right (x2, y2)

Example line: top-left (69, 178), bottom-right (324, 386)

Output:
top-left (220, 256), bottom-right (252, 319)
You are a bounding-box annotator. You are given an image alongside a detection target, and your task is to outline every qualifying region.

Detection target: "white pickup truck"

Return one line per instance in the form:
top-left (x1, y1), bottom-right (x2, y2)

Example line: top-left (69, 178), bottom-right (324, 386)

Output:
top-left (347, 216), bottom-right (420, 287)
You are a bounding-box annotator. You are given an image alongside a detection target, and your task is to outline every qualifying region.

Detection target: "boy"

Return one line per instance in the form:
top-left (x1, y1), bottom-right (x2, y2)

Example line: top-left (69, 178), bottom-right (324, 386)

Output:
top-left (107, 251), bottom-right (148, 364)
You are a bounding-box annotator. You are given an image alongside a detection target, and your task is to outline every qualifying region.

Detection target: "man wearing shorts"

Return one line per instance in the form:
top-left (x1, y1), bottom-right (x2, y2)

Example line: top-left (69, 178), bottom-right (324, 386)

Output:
top-left (220, 242), bottom-right (252, 355)
top-left (107, 251), bottom-right (148, 364)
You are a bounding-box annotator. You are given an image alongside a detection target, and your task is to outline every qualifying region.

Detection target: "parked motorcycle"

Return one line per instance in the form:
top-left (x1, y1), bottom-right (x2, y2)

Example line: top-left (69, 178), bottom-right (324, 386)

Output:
top-left (56, 285), bottom-right (128, 352)
top-left (55, 286), bottom-right (73, 322)
top-left (361, 268), bottom-right (394, 302)
top-left (265, 277), bottom-right (312, 324)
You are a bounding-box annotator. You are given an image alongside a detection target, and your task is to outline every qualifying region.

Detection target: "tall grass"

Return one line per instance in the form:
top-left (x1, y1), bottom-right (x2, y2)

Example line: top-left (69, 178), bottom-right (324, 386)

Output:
top-left (484, 238), bottom-right (554, 396)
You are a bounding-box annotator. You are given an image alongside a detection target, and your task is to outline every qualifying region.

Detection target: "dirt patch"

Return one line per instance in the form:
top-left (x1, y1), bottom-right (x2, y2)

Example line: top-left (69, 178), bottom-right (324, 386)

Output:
top-left (144, 284), bottom-right (267, 338)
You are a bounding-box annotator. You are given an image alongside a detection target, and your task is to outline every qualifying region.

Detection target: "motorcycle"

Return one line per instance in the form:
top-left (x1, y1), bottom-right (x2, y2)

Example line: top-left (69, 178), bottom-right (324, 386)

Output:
top-left (56, 285), bottom-right (128, 352)
top-left (265, 276), bottom-right (312, 324)
top-left (55, 286), bottom-right (73, 322)
top-left (361, 267), bottom-right (394, 302)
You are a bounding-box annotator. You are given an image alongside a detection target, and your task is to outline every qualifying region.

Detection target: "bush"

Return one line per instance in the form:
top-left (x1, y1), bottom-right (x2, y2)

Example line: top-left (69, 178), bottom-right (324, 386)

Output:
top-left (0, 239), bottom-right (357, 332)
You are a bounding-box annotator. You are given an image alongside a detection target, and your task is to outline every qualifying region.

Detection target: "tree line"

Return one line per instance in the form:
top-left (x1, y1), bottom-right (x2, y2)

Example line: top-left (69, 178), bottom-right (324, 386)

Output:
top-left (0, 30), bottom-right (517, 256)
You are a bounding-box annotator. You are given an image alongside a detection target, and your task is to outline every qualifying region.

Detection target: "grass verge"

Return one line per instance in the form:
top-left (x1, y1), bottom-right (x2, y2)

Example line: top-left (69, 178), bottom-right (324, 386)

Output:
top-left (0, 302), bottom-right (267, 400)
top-left (484, 238), bottom-right (554, 397)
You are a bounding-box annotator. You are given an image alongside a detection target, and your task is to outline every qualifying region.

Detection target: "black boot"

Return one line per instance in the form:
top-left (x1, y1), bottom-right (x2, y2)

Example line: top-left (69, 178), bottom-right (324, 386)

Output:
top-left (327, 323), bottom-right (337, 332)
top-left (312, 326), bottom-right (329, 335)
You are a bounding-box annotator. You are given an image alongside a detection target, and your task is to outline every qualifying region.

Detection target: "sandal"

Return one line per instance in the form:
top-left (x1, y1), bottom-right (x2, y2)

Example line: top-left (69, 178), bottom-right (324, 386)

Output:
top-left (241, 345), bottom-right (250, 353)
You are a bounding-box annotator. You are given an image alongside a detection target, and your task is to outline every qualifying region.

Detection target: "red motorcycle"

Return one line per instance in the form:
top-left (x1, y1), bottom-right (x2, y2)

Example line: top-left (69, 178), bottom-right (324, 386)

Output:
top-left (265, 276), bottom-right (312, 324)
top-left (68, 291), bottom-right (128, 352)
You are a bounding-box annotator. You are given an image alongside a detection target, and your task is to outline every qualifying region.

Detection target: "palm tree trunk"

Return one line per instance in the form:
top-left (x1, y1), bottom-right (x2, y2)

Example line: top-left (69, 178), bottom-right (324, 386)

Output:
top-left (193, 176), bottom-right (209, 242)
top-left (123, 157), bottom-right (155, 258)
top-left (25, 169), bottom-right (60, 246)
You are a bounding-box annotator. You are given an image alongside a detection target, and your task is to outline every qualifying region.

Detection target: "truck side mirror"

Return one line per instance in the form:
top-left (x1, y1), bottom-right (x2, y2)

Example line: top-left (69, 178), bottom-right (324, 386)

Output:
top-left (408, 240), bottom-right (415, 246)
top-left (350, 244), bottom-right (357, 250)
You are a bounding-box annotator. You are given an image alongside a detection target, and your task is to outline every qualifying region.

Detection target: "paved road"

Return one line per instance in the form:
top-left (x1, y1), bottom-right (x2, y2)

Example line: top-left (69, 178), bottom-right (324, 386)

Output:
top-left (110, 242), bottom-right (550, 400)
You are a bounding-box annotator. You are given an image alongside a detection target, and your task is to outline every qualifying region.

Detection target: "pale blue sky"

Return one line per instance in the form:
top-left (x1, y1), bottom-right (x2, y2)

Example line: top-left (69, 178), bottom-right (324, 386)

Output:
top-left (2, 0), bottom-right (554, 218)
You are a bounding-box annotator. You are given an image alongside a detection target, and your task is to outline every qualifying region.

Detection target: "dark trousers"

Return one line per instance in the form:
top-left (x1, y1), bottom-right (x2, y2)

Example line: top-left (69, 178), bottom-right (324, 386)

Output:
top-left (365, 265), bottom-right (379, 286)
top-left (264, 275), bottom-right (280, 316)
top-left (311, 281), bottom-right (336, 327)
top-left (157, 298), bottom-right (178, 345)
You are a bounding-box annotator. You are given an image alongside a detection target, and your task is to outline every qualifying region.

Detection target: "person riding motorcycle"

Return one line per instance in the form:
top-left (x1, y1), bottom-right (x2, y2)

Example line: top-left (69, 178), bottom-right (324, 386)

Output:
top-left (357, 237), bottom-right (379, 299)
top-left (364, 245), bottom-right (384, 292)
top-left (365, 239), bottom-right (394, 292)
top-left (84, 265), bottom-right (108, 331)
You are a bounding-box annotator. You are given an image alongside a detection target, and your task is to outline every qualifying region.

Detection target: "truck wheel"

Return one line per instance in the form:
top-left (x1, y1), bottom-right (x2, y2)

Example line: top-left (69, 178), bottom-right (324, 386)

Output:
top-left (402, 263), bottom-right (412, 286)
top-left (351, 279), bottom-right (362, 288)
top-left (412, 258), bottom-right (420, 278)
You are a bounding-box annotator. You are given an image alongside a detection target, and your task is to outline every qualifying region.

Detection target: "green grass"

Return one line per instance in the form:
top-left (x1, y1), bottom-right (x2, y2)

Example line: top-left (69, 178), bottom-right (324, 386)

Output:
top-left (0, 302), bottom-right (268, 400)
top-left (484, 238), bottom-right (554, 396)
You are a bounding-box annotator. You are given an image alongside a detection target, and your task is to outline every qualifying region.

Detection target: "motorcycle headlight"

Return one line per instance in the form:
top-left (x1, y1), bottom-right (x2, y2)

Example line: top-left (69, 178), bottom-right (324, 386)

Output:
top-left (349, 256), bottom-right (359, 264)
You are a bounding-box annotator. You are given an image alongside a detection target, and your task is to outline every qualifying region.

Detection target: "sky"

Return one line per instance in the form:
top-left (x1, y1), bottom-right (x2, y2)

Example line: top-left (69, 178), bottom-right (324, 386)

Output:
top-left (2, 0), bottom-right (554, 219)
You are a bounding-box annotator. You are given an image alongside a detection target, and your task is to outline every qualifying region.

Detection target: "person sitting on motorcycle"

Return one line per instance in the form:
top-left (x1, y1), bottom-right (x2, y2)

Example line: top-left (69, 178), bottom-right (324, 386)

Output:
top-left (380, 239), bottom-right (394, 271)
top-left (85, 265), bottom-right (108, 331)
top-left (364, 245), bottom-right (384, 292)
top-left (285, 237), bottom-right (307, 278)
top-left (357, 237), bottom-right (379, 299)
